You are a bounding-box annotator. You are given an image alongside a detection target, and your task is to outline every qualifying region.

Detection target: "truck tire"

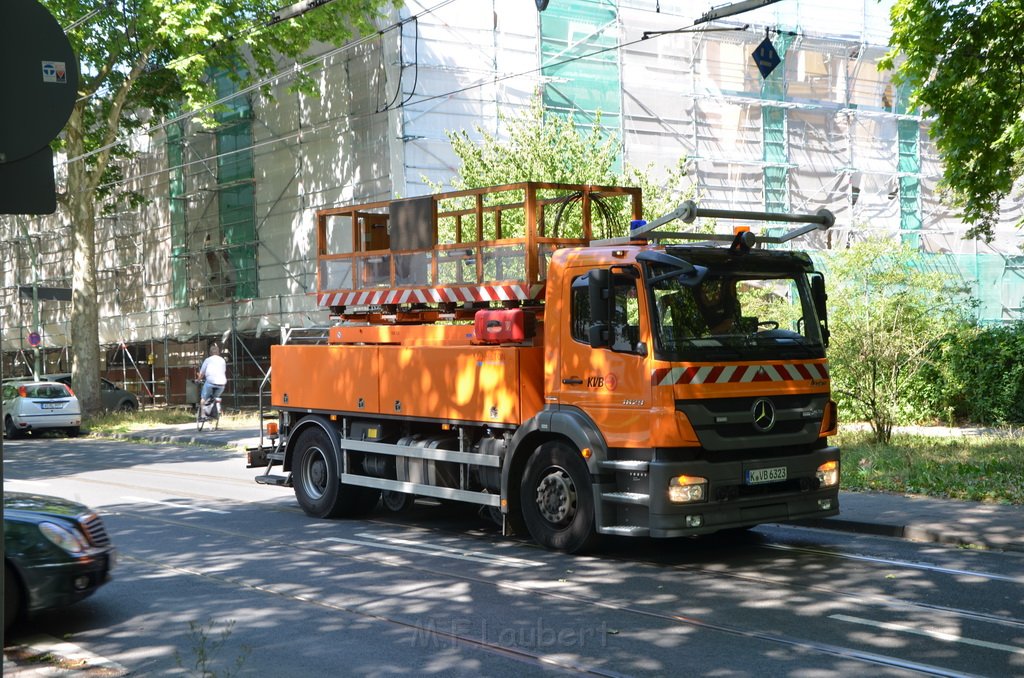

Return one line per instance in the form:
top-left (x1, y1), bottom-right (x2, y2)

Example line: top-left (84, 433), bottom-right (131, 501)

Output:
top-left (293, 426), bottom-right (380, 519)
top-left (520, 441), bottom-right (597, 553)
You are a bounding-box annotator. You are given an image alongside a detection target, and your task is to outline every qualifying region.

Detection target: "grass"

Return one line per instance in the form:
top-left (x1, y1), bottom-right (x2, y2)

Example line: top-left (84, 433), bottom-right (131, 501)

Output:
top-left (85, 407), bottom-right (260, 434)
top-left (837, 430), bottom-right (1024, 505)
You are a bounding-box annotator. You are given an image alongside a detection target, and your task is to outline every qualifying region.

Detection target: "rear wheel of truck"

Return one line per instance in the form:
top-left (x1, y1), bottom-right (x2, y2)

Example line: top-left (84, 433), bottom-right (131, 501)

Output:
top-left (520, 441), bottom-right (597, 553)
top-left (293, 426), bottom-right (380, 518)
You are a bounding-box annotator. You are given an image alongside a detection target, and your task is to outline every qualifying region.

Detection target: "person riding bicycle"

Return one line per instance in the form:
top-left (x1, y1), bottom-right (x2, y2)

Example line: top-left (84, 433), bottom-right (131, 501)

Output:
top-left (197, 344), bottom-right (227, 417)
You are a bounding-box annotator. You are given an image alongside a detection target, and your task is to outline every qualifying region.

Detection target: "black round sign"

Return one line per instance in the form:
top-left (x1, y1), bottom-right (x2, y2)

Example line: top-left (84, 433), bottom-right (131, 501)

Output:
top-left (0, 0), bottom-right (79, 163)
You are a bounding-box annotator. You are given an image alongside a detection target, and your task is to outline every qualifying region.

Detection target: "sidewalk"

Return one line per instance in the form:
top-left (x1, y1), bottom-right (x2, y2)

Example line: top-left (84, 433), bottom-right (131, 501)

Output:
top-left (105, 424), bottom-right (1024, 554)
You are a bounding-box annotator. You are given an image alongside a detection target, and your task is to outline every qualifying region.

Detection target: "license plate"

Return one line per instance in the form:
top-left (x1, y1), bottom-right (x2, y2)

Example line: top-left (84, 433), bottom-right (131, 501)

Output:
top-left (40, 402), bottom-right (63, 410)
top-left (747, 466), bottom-right (787, 485)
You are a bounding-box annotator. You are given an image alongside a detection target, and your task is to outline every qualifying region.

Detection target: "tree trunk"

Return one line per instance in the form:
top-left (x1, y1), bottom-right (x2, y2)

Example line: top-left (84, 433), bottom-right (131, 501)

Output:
top-left (65, 109), bottom-right (102, 415)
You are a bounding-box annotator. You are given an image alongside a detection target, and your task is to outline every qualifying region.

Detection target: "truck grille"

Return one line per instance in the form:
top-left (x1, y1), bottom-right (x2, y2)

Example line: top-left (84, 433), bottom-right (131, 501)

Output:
top-left (79, 513), bottom-right (111, 547)
top-left (677, 393), bottom-right (828, 452)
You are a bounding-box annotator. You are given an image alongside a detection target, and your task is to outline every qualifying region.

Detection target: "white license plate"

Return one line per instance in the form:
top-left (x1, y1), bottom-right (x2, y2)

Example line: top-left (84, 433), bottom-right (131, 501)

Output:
top-left (40, 402), bottom-right (63, 410)
top-left (747, 466), bottom-right (787, 485)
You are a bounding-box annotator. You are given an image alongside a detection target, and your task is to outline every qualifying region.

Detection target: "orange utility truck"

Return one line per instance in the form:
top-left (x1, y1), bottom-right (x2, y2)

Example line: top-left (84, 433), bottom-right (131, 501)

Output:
top-left (254, 182), bottom-right (840, 552)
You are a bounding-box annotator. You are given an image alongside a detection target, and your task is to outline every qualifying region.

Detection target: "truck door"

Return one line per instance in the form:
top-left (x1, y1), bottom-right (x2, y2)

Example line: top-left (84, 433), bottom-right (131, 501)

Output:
top-left (556, 267), bottom-right (652, 449)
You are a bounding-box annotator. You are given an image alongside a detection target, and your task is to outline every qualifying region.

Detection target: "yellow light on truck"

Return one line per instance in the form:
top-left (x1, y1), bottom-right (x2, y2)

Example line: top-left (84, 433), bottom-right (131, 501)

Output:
top-left (816, 460), bottom-right (839, 487)
top-left (580, 447), bottom-right (593, 460)
top-left (266, 421), bottom-right (279, 437)
top-left (669, 475), bottom-right (708, 503)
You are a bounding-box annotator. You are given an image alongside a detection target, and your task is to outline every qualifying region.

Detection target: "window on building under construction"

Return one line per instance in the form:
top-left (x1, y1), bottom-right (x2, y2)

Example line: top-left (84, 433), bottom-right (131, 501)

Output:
top-left (702, 38), bottom-right (761, 96)
top-left (788, 50), bottom-right (838, 103)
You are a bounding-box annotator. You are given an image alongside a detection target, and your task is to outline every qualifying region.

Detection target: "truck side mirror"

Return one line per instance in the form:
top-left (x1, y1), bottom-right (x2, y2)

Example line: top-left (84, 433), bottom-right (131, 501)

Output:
top-left (588, 268), bottom-right (611, 348)
top-left (810, 273), bottom-right (830, 347)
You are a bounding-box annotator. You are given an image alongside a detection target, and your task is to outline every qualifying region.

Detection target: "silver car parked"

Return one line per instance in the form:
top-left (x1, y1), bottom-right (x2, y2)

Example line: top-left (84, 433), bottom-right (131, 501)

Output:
top-left (2, 380), bottom-right (82, 438)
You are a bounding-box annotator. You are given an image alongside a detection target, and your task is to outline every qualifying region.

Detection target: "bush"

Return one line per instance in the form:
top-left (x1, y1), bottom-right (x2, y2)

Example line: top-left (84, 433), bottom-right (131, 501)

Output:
top-left (909, 322), bottom-right (1024, 425)
top-left (824, 237), bottom-right (973, 443)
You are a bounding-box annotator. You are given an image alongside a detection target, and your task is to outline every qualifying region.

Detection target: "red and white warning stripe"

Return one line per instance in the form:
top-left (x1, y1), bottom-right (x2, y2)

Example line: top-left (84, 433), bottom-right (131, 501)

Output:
top-left (653, 361), bottom-right (829, 386)
top-left (318, 283), bottom-right (545, 308)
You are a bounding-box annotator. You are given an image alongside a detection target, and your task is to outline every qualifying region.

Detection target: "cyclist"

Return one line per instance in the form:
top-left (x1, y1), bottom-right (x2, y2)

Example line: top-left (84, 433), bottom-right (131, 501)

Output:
top-left (197, 344), bottom-right (227, 419)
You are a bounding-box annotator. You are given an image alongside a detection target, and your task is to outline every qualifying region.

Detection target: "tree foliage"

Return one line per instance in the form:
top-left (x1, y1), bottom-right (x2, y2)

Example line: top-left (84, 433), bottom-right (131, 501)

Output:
top-left (883, 0), bottom-right (1024, 240)
top-left (43, 0), bottom-right (397, 412)
top-left (909, 322), bottom-right (1024, 425)
top-left (824, 237), bottom-right (975, 443)
top-left (434, 95), bottom-right (693, 239)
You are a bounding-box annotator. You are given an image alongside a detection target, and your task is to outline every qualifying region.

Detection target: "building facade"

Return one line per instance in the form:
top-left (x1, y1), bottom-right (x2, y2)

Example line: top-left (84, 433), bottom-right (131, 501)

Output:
top-left (1, 0), bottom-right (1022, 406)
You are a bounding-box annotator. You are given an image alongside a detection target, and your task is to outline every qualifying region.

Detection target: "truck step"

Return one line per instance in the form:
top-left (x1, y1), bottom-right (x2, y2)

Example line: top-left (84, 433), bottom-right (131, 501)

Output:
top-left (255, 474), bottom-right (292, 487)
top-left (599, 460), bottom-right (649, 472)
top-left (599, 525), bottom-right (650, 537)
top-left (601, 491), bottom-right (650, 506)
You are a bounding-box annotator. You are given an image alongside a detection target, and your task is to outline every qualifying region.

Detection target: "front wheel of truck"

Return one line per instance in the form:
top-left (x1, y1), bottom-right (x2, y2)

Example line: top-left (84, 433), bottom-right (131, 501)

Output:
top-left (520, 441), bottom-right (597, 553)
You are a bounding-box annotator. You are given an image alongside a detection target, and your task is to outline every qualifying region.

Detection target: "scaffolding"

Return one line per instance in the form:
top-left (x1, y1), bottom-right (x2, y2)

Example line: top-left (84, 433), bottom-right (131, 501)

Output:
top-left (1, 0), bottom-right (1022, 410)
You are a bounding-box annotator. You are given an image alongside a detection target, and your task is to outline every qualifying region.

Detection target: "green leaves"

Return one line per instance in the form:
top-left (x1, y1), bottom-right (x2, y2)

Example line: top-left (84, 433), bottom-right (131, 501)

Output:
top-left (824, 237), bottom-right (975, 443)
top-left (884, 0), bottom-right (1024, 239)
top-left (434, 93), bottom-right (693, 234)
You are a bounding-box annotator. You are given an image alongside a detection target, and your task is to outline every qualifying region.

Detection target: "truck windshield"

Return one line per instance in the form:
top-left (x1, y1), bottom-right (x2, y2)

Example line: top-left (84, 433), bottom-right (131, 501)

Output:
top-left (645, 262), bottom-right (825, 361)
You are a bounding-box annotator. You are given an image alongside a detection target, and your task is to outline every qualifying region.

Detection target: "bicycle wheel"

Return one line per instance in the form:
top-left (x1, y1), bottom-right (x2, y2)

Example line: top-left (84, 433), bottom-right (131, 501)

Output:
top-left (196, 403), bottom-right (206, 432)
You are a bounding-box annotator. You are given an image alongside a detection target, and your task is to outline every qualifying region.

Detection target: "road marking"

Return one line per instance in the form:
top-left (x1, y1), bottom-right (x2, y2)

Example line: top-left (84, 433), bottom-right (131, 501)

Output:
top-left (4, 634), bottom-right (128, 675)
top-left (326, 535), bottom-right (541, 568)
top-left (3, 478), bottom-right (51, 488)
top-left (766, 543), bottom-right (1024, 584)
top-left (354, 531), bottom-right (543, 567)
top-left (830, 614), bottom-right (1024, 656)
top-left (122, 495), bottom-right (229, 514)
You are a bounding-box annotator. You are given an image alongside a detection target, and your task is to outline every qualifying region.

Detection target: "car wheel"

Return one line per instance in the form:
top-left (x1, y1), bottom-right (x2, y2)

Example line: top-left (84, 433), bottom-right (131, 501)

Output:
top-left (118, 400), bottom-right (137, 413)
top-left (520, 441), bottom-right (598, 553)
top-left (4, 562), bottom-right (22, 634)
top-left (66, 426), bottom-right (81, 437)
top-left (4, 416), bottom-right (22, 440)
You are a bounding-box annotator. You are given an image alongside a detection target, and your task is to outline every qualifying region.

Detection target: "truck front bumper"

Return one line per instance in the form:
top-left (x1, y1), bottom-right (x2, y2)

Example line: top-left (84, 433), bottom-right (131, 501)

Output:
top-left (595, 446), bottom-right (840, 538)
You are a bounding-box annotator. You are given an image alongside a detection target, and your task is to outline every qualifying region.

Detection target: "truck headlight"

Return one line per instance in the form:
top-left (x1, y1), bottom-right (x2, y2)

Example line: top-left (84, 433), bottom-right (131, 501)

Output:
top-left (816, 460), bottom-right (839, 487)
top-left (669, 475), bottom-right (708, 503)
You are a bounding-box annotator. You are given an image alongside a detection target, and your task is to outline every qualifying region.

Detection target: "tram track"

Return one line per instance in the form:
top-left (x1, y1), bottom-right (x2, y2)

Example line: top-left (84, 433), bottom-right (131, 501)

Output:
top-left (12, 463), bottom-right (1023, 632)
top-left (102, 504), bottom-right (1009, 677)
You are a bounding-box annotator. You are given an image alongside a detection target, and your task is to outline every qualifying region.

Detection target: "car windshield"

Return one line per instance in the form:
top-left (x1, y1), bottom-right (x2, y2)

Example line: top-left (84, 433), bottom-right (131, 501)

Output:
top-left (645, 262), bottom-right (825, 361)
top-left (22, 384), bottom-right (72, 399)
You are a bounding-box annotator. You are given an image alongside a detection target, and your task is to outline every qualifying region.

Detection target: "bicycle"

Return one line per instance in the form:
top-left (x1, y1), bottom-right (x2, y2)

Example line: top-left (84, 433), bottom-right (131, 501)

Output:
top-left (195, 380), bottom-right (221, 431)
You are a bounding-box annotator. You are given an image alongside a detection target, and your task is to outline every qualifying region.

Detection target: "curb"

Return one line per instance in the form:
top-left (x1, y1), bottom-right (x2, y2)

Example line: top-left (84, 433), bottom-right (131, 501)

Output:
top-left (794, 517), bottom-right (1024, 554)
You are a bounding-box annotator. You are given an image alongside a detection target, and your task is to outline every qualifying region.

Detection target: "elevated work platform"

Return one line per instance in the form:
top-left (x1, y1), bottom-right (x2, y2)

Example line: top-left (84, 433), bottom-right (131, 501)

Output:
top-left (315, 182), bottom-right (642, 321)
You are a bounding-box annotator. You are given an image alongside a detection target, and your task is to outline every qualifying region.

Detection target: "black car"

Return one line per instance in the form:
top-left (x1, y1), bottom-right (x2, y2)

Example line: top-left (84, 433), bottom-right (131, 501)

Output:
top-left (4, 492), bottom-right (115, 632)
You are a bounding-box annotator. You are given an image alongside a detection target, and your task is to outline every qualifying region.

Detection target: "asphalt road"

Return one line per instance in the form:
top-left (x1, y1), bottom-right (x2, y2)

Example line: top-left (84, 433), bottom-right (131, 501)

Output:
top-left (4, 435), bottom-right (1024, 677)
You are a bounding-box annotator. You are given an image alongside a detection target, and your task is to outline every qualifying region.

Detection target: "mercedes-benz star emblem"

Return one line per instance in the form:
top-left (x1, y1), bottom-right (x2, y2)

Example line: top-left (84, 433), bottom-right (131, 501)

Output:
top-left (751, 398), bottom-right (776, 433)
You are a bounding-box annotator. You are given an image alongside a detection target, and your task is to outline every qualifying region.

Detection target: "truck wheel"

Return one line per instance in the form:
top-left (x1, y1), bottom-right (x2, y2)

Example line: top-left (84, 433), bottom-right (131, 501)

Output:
top-left (293, 427), bottom-right (346, 518)
top-left (293, 426), bottom-right (380, 519)
top-left (520, 441), bottom-right (597, 553)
